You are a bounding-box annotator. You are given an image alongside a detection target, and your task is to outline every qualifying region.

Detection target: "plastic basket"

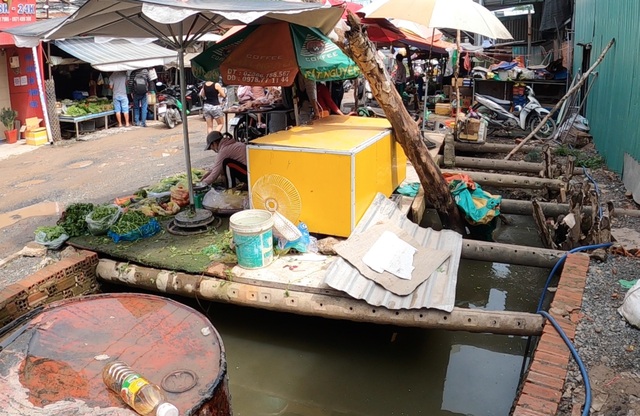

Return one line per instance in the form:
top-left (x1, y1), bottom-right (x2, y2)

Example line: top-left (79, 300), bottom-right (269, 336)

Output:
top-left (108, 218), bottom-right (161, 243)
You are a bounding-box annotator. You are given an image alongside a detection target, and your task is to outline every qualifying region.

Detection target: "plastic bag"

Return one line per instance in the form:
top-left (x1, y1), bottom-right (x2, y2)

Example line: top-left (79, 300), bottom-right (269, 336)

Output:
top-left (202, 187), bottom-right (248, 211)
top-left (107, 218), bottom-right (161, 243)
top-left (277, 222), bottom-right (317, 253)
top-left (619, 281), bottom-right (640, 328)
top-left (85, 204), bottom-right (123, 235)
top-left (170, 183), bottom-right (190, 207)
top-left (35, 231), bottom-right (69, 250)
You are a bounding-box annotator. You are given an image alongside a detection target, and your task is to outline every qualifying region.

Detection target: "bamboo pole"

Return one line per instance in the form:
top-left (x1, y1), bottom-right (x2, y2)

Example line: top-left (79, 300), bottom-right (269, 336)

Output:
top-left (440, 169), bottom-right (565, 189)
top-left (435, 155), bottom-right (584, 175)
top-left (455, 142), bottom-right (538, 154)
top-left (96, 259), bottom-right (544, 336)
top-left (504, 38), bottom-right (616, 160)
top-left (500, 198), bottom-right (640, 218)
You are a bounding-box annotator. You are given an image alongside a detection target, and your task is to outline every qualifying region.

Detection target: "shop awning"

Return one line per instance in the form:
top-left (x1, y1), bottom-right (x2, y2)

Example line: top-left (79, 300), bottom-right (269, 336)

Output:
top-left (54, 37), bottom-right (177, 72)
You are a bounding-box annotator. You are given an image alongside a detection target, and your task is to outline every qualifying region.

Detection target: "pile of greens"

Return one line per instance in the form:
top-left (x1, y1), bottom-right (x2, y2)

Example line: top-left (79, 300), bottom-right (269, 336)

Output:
top-left (145, 169), bottom-right (206, 194)
top-left (91, 204), bottom-right (119, 221)
top-left (34, 225), bottom-right (66, 241)
top-left (57, 203), bottom-right (95, 237)
top-left (110, 210), bottom-right (150, 235)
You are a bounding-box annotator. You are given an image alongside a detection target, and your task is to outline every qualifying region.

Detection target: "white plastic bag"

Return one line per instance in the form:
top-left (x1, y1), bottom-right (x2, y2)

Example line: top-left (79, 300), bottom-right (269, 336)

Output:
top-left (618, 280), bottom-right (640, 328)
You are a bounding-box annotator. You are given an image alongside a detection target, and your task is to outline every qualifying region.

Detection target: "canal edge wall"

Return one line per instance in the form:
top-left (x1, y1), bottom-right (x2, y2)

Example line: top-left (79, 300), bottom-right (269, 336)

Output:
top-left (512, 253), bottom-right (590, 416)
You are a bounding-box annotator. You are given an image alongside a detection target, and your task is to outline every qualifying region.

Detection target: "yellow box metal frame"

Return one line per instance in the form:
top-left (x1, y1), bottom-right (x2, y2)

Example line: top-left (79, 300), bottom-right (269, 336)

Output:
top-left (247, 116), bottom-right (407, 237)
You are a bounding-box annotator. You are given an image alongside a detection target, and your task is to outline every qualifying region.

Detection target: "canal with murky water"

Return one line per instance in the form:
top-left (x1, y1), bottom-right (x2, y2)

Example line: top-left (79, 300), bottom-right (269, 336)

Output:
top-left (103, 213), bottom-right (549, 416)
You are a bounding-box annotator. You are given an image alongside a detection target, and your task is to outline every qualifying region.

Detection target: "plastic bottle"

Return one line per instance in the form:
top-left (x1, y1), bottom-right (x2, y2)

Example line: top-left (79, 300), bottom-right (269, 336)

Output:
top-left (102, 360), bottom-right (179, 416)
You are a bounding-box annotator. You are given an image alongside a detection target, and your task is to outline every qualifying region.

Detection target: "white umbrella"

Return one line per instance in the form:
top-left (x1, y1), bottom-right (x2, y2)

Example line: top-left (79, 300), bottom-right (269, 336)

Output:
top-left (360, 0), bottom-right (513, 40)
top-left (6, 0), bottom-right (343, 210)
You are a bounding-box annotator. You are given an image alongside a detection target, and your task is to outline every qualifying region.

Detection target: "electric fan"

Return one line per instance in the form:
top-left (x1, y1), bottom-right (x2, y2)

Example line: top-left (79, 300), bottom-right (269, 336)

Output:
top-left (251, 174), bottom-right (302, 241)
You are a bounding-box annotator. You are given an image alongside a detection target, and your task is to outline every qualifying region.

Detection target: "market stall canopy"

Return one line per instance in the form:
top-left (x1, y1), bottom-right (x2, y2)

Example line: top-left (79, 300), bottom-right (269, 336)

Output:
top-left (23, 0), bottom-right (342, 48)
top-left (191, 22), bottom-right (360, 86)
top-left (54, 37), bottom-right (178, 71)
top-left (1, 0), bottom-right (343, 212)
top-left (361, 0), bottom-right (513, 40)
top-left (397, 30), bottom-right (454, 54)
top-left (2, 17), bottom-right (66, 48)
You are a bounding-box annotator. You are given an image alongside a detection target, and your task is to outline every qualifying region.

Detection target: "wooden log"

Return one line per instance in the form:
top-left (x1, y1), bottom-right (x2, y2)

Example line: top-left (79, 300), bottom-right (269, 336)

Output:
top-left (434, 155), bottom-right (584, 175)
top-left (440, 169), bottom-right (565, 190)
top-left (499, 198), bottom-right (640, 218)
top-left (96, 259), bottom-right (544, 336)
top-left (341, 12), bottom-right (465, 233)
top-left (532, 199), bottom-right (555, 248)
top-left (461, 239), bottom-right (565, 268)
top-left (455, 142), bottom-right (537, 154)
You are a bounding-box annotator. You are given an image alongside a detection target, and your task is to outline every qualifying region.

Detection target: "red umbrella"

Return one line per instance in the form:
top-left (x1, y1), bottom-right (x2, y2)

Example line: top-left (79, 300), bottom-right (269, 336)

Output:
top-left (360, 17), bottom-right (406, 44)
top-left (325, 0), bottom-right (363, 19)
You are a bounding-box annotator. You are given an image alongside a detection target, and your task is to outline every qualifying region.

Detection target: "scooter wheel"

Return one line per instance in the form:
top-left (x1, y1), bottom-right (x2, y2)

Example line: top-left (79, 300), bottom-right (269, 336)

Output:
top-left (529, 114), bottom-right (556, 140)
top-left (165, 111), bottom-right (177, 129)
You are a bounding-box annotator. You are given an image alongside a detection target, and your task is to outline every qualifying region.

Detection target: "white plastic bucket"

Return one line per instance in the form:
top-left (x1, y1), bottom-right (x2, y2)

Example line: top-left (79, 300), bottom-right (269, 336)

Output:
top-left (229, 209), bottom-right (274, 269)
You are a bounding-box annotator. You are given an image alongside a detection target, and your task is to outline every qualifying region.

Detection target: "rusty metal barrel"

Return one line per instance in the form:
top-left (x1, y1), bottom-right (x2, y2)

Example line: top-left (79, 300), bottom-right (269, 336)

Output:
top-left (0, 293), bottom-right (231, 415)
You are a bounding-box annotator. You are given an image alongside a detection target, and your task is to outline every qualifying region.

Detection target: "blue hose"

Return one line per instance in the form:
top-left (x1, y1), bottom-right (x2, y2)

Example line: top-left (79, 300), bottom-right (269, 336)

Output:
top-left (582, 167), bottom-right (603, 219)
top-left (536, 242), bottom-right (612, 416)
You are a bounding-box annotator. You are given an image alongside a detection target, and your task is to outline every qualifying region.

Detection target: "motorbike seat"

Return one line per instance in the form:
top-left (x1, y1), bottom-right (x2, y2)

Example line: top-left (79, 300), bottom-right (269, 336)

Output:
top-left (476, 94), bottom-right (512, 108)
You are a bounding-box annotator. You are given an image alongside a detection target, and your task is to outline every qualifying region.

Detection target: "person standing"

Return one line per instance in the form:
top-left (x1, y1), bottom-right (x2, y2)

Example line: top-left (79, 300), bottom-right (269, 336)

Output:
top-left (109, 71), bottom-right (130, 127)
top-left (128, 68), bottom-right (150, 127)
top-left (199, 80), bottom-right (226, 134)
top-left (393, 53), bottom-right (407, 96)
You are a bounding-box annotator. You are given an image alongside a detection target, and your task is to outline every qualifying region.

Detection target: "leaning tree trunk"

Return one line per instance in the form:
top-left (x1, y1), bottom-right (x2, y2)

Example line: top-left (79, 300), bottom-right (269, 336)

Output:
top-left (341, 13), bottom-right (465, 233)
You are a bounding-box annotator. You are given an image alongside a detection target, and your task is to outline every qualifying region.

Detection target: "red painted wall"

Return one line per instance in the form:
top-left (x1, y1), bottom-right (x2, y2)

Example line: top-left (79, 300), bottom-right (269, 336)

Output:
top-left (5, 44), bottom-right (45, 124)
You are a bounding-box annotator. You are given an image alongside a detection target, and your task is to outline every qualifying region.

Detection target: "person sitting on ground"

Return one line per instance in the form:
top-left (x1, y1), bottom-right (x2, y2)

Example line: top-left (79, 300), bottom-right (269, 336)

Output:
top-left (199, 79), bottom-right (226, 134)
top-left (201, 131), bottom-right (247, 188)
top-left (109, 71), bottom-right (131, 127)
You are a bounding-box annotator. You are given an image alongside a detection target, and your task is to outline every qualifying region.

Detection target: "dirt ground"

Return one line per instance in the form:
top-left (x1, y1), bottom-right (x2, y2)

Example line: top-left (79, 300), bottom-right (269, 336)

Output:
top-left (0, 117), bottom-right (211, 259)
top-left (2, 117), bottom-right (640, 415)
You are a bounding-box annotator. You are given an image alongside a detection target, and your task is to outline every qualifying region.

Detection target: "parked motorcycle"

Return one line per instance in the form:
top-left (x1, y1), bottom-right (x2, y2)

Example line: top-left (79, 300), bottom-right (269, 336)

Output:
top-left (156, 83), bottom-right (184, 129)
top-left (184, 82), bottom-right (204, 115)
top-left (467, 86), bottom-right (556, 140)
top-left (229, 111), bottom-right (267, 143)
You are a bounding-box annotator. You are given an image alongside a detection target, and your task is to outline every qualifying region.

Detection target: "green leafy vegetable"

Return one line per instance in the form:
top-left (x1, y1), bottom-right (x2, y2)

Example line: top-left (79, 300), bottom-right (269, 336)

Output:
top-left (91, 204), bottom-right (119, 221)
top-left (34, 225), bottom-right (66, 241)
top-left (110, 210), bottom-right (150, 235)
top-left (57, 203), bottom-right (94, 237)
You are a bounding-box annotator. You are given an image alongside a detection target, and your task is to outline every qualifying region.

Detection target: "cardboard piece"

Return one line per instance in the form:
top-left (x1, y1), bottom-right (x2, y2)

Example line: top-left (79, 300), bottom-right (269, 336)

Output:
top-left (334, 220), bottom-right (451, 296)
top-left (25, 117), bottom-right (42, 131)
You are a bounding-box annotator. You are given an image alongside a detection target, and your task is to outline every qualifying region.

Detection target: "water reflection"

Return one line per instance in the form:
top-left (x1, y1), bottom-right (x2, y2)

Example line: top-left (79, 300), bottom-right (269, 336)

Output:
top-left (205, 301), bottom-right (529, 416)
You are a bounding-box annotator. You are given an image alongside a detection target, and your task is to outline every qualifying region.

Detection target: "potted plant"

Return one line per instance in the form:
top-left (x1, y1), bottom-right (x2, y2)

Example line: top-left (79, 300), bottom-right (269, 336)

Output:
top-left (1, 107), bottom-right (18, 144)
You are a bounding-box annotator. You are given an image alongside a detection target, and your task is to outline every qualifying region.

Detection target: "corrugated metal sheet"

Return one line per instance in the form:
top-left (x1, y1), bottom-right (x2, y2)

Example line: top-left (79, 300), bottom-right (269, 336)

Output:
top-left (324, 193), bottom-right (462, 312)
top-left (497, 12), bottom-right (543, 44)
top-left (54, 37), bottom-right (176, 71)
top-left (573, 0), bottom-right (640, 173)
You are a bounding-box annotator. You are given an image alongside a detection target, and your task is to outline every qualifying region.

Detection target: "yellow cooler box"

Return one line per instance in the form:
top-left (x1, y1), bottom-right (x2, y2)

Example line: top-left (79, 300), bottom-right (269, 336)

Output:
top-left (247, 115), bottom-right (407, 237)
